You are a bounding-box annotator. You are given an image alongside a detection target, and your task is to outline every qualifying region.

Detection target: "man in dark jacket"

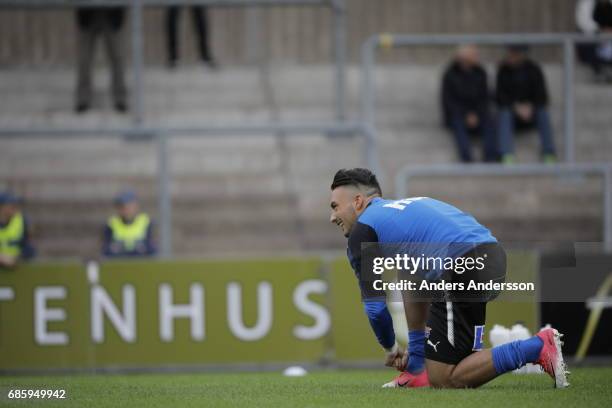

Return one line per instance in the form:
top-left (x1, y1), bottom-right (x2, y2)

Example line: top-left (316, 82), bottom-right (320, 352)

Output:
top-left (594, 0), bottom-right (612, 29)
top-left (441, 45), bottom-right (497, 162)
top-left (496, 46), bottom-right (556, 164)
top-left (75, 7), bottom-right (128, 113)
top-left (593, 0), bottom-right (612, 80)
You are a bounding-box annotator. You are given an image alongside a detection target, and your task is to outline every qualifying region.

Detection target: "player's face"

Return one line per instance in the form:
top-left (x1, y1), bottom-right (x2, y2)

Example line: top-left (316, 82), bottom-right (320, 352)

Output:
top-left (329, 186), bottom-right (359, 238)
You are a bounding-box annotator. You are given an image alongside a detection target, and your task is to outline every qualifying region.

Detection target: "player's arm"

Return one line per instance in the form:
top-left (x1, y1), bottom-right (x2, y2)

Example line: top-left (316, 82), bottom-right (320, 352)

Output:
top-left (348, 222), bottom-right (402, 366)
top-left (363, 299), bottom-right (402, 366)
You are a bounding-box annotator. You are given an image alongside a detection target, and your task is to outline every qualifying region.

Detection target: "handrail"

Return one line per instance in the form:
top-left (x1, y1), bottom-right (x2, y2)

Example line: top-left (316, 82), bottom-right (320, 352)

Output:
top-left (394, 162), bottom-right (612, 252)
top-left (0, 0), bottom-right (345, 123)
top-left (361, 32), bottom-right (612, 173)
top-left (0, 0), bottom-right (332, 8)
top-left (0, 122), bottom-right (365, 138)
top-left (0, 0), bottom-right (350, 258)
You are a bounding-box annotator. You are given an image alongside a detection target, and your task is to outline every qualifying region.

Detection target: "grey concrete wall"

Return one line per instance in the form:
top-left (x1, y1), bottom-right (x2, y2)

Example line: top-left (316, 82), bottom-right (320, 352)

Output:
top-left (1, 63), bottom-right (609, 258)
top-left (0, 0), bottom-right (577, 66)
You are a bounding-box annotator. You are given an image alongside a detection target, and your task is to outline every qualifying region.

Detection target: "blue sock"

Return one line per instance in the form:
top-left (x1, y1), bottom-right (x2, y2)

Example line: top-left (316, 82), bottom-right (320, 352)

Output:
top-left (491, 336), bottom-right (544, 374)
top-left (406, 330), bottom-right (426, 374)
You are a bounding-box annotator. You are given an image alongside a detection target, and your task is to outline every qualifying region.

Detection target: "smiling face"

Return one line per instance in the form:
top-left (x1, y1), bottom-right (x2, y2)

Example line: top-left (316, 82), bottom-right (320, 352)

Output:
top-left (329, 168), bottom-right (382, 238)
top-left (329, 185), bottom-right (369, 238)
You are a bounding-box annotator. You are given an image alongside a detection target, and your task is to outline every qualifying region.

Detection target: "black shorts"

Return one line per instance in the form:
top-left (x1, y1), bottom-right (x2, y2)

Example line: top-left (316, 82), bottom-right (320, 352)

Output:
top-left (425, 242), bottom-right (507, 365)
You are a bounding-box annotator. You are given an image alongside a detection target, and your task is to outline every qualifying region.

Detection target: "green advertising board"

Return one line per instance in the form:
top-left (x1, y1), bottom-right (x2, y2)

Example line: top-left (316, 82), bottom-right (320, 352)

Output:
top-left (0, 259), bottom-right (330, 370)
top-left (0, 252), bottom-right (537, 371)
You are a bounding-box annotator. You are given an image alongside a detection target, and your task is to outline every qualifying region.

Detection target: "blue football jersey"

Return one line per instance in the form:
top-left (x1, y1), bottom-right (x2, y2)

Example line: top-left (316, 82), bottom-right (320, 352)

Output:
top-left (359, 196), bottom-right (495, 249)
top-left (347, 197), bottom-right (496, 299)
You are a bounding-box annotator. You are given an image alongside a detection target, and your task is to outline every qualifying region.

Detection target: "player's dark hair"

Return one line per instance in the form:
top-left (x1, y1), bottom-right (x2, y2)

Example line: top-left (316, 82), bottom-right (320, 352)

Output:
top-left (331, 168), bottom-right (382, 196)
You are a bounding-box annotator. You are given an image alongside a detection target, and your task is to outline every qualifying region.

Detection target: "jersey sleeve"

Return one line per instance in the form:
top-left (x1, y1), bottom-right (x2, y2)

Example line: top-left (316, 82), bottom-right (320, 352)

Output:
top-left (363, 300), bottom-right (396, 350)
top-left (347, 221), bottom-right (386, 301)
top-left (347, 221), bottom-right (396, 350)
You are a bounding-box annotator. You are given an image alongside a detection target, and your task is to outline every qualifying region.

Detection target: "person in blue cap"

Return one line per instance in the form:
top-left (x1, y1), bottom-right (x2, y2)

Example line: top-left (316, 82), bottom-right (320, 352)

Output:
top-left (102, 191), bottom-right (156, 257)
top-left (0, 191), bottom-right (35, 269)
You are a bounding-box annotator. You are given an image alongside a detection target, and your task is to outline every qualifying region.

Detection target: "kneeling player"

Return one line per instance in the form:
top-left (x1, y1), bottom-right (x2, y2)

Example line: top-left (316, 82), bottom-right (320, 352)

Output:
top-left (329, 168), bottom-right (569, 389)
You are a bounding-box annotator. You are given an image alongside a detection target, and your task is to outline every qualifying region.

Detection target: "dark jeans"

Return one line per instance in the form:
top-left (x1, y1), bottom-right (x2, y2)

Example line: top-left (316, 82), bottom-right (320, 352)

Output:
top-left (449, 110), bottom-right (498, 162)
top-left (165, 6), bottom-right (212, 63)
top-left (497, 107), bottom-right (556, 156)
top-left (577, 42), bottom-right (612, 75)
top-left (75, 16), bottom-right (127, 106)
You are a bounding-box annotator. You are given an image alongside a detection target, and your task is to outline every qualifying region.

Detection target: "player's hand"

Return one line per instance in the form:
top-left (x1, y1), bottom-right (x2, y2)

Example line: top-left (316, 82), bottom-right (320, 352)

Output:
top-left (391, 350), bottom-right (406, 371)
top-left (384, 343), bottom-right (405, 370)
top-left (389, 351), bottom-right (406, 371)
top-left (399, 350), bottom-right (408, 372)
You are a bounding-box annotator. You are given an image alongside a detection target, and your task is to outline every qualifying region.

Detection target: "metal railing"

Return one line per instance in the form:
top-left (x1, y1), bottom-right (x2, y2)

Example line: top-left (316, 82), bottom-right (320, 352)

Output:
top-left (2, 9), bottom-right (612, 257)
top-left (0, 122), bottom-right (374, 259)
top-left (0, 0), bottom-right (359, 258)
top-left (394, 163), bottom-right (612, 252)
top-left (360, 32), bottom-right (612, 173)
top-left (1, 0), bottom-right (347, 122)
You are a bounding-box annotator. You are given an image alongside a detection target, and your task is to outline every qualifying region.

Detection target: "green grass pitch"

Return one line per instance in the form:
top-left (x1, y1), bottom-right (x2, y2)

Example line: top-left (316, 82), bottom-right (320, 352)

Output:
top-left (1, 367), bottom-right (611, 407)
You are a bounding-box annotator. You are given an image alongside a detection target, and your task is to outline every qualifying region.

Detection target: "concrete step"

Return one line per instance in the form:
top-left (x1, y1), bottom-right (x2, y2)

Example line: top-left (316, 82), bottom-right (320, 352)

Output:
top-left (1, 64), bottom-right (609, 259)
top-left (482, 216), bottom-right (601, 242)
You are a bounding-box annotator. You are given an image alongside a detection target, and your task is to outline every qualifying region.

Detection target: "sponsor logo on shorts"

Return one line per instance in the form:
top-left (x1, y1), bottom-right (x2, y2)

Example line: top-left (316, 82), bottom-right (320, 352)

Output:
top-left (427, 339), bottom-right (440, 353)
top-left (472, 325), bottom-right (485, 351)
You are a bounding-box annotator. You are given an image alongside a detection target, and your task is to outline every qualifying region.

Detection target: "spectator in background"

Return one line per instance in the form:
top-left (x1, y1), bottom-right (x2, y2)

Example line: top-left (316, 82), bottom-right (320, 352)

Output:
top-left (576, 0), bottom-right (601, 74)
top-left (75, 7), bottom-right (128, 113)
top-left (593, 0), bottom-right (612, 81)
top-left (496, 45), bottom-right (557, 164)
top-left (166, 6), bottom-right (217, 69)
top-left (594, 0), bottom-right (612, 29)
top-left (0, 192), bottom-right (35, 269)
top-left (441, 45), bottom-right (498, 162)
top-left (576, 0), bottom-right (612, 81)
top-left (103, 191), bottom-right (156, 258)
